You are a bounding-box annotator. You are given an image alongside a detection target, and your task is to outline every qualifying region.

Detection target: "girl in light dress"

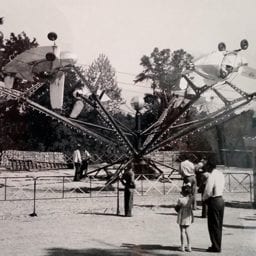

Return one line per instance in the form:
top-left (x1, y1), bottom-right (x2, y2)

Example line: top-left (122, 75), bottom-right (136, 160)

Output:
top-left (175, 182), bottom-right (194, 252)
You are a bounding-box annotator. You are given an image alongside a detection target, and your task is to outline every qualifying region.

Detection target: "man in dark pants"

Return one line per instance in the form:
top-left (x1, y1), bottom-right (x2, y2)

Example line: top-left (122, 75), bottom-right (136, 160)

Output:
top-left (80, 149), bottom-right (91, 179)
top-left (203, 157), bottom-right (225, 253)
top-left (73, 144), bottom-right (82, 181)
top-left (121, 167), bottom-right (136, 217)
top-left (195, 156), bottom-right (209, 218)
top-left (200, 172), bottom-right (210, 218)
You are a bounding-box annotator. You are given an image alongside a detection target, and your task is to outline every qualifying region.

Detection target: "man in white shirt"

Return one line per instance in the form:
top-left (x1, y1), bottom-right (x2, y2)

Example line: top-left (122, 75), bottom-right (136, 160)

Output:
top-left (203, 157), bottom-right (225, 253)
top-left (73, 144), bottom-right (82, 181)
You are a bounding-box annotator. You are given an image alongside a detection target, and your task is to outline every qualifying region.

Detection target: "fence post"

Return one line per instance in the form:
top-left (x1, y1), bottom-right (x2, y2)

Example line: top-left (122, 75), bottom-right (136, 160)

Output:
top-left (62, 176), bottom-right (65, 199)
top-left (4, 178), bottom-right (7, 201)
top-left (249, 174), bottom-right (252, 202)
top-left (163, 174), bottom-right (166, 195)
top-left (228, 174), bottom-right (231, 192)
top-left (252, 150), bottom-right (256, 207)
top-left (116, 179), bottom-right (120, 215)
top-left (89, 177), bottom-right (92, 198)
top-left (141, 176), bottom-right (144, 196)
top-left (30, 177), bottom-right (38, 217)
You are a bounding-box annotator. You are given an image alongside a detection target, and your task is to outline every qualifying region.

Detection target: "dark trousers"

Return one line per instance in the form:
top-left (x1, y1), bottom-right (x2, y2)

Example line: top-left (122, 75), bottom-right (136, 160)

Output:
top-left (200, 185), bottom-right (208, 217)
top-left (124, 188), bottom-right (134, 217)
top-left (201, 193), bottom-right (208, 218)
top-left (207, 197), bottom-right (225, 252)
top-left (74, 163), bottom-right (81, 181)
top-left (184, 175), bottom-right (197, 209)
top-left (80, 160), bottom-right (88, 179)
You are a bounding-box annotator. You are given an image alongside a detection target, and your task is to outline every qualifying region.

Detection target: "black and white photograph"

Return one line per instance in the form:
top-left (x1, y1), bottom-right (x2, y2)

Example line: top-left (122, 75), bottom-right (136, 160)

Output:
top-left (0, 0), bottom-right (256, 255)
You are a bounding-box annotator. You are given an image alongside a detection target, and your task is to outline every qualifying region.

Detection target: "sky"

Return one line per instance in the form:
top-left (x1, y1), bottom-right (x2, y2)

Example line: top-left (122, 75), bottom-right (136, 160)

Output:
top-left (1, 0), bottom-right (256, 112)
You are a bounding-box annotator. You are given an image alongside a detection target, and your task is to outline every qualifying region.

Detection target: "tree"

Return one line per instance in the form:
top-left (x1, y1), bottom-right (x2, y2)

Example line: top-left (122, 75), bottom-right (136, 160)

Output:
top-left (135, 48), bottom-right (193, 92)
top-left (0, 31), bottom-right (126, 155)
top-left (135, 48), bottom-right (194, 123)
top-left (0, 32), bottom-right (38, 86)
top-left (85, 54), bottom-right (123, 113)
top-left (134, 48), bottom-right (214, 153)
top-left (134, 48), bottom-right (193, 122)
top-left (0, 31), bottom-right (39, 150)
top-left (39, 55), bottom-right (125, 154)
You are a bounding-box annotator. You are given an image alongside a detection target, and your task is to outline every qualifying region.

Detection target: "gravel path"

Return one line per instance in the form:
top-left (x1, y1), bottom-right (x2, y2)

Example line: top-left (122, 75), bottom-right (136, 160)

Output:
top-left (0, 168), bottom-right (255, 255)
top-left (0, 193), bottom-right (255, 256)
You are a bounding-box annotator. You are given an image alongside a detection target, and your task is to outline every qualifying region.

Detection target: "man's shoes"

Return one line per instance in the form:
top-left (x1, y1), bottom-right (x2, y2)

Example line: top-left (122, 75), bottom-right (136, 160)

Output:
top-left (207, 247), bottom-right (221, 253)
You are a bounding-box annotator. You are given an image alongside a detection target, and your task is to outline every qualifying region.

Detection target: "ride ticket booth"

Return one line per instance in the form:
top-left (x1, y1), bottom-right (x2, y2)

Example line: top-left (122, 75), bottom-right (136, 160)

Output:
top-left (243, 136), bottom-right (256, 208)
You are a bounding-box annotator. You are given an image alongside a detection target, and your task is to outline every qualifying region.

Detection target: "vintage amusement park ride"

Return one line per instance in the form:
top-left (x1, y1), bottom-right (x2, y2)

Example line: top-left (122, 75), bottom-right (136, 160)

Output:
top-left (1, 32), bottom-right (256, 183)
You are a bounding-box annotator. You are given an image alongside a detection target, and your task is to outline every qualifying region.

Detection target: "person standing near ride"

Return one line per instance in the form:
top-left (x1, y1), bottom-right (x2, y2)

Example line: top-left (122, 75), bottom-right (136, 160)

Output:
top-left (175, 182), bottom-right (194, 252)
top-left (121, 166), bottom-right (136, 217)
top-left (203, 157), bottom-right (225, 253)
top-left (178, 154), bottom-right (197, 210)
top-left (195, 156), bottom-right (209, 218)
top-left (80, 149), bottom-right (91, 179)
top-left (73, 144), bottom-right (82, 181)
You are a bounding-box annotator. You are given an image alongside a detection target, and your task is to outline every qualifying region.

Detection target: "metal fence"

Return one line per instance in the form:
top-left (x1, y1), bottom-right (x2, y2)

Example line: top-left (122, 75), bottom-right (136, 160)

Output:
top-left (0, 176), bottom-right (119, 201)
top-left (0, 171), bottom-right (253, 216)
top-left (223, 172), bottom-right (252, 201)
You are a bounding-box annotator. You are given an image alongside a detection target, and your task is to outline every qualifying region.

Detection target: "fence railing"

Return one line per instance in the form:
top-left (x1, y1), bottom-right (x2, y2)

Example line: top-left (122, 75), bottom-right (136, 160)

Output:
top-left (0, 171), bottom-right (253, 216)
top-left (0, 171), bottom-right (252, 201)
top-left (223, 172), bottom-right (252, 201)
top-left (134, 173), bottom-right (182, 196)
top-left (0, 175), bottom-right (119, 201)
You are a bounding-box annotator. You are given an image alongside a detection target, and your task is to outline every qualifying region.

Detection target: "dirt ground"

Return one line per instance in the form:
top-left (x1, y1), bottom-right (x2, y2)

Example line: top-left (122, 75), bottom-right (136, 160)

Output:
top-left (0, 168), bottom-right (255, 256)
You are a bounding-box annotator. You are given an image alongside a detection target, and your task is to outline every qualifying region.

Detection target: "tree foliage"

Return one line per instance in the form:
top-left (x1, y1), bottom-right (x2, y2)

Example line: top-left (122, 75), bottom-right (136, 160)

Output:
top-left (134, 47), bottom-right (194, 126)
top-left (0, 31), bottom-right (76, 152)
top-left (0, 32), bottom-right (128, 156)
top-left (0, 32), bottom-right (38, 82)
top-left (84, 54), bottom-right (123, 113)
top-left (135, 47), bottom-right (194, 130)
top-left (135, 47), bottom-right (213, 152)
top-left (135, 48), bottom-right (193, 92)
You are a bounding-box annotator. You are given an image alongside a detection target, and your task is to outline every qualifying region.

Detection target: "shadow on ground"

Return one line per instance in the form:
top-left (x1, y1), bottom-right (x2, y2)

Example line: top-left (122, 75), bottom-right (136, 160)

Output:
top-left (223, 224), bottom-right (256, 230)
top-left (74, 185), bottom-right (115, 193)
top-left (133, 204), bottom-right (176, 208)
top-left (45, 244), bottom-right (209, 256)
top-left (134, 200), bottom-right (255, 210)
top-left (77, 211), bottom-right (124, 217)
top-left (45, 245), bottom-right (184, 256)
top-left (225, 201), bottom-right (254, 209)
top-left (156, 212), bottom-right (204, 219)
top-left (239, 216), bottom-right (256, 221)
top-left (45, 248), bottom-right (131, 256)
top-left (122, 243), bottom-right (207, 252)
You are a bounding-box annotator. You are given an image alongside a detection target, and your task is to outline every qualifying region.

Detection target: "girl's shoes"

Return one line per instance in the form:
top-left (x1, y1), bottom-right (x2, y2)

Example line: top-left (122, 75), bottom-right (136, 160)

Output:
top-left (187, 246), bottom-right (192, 252)
top-left (179, 245), bottom-right (192, 252)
